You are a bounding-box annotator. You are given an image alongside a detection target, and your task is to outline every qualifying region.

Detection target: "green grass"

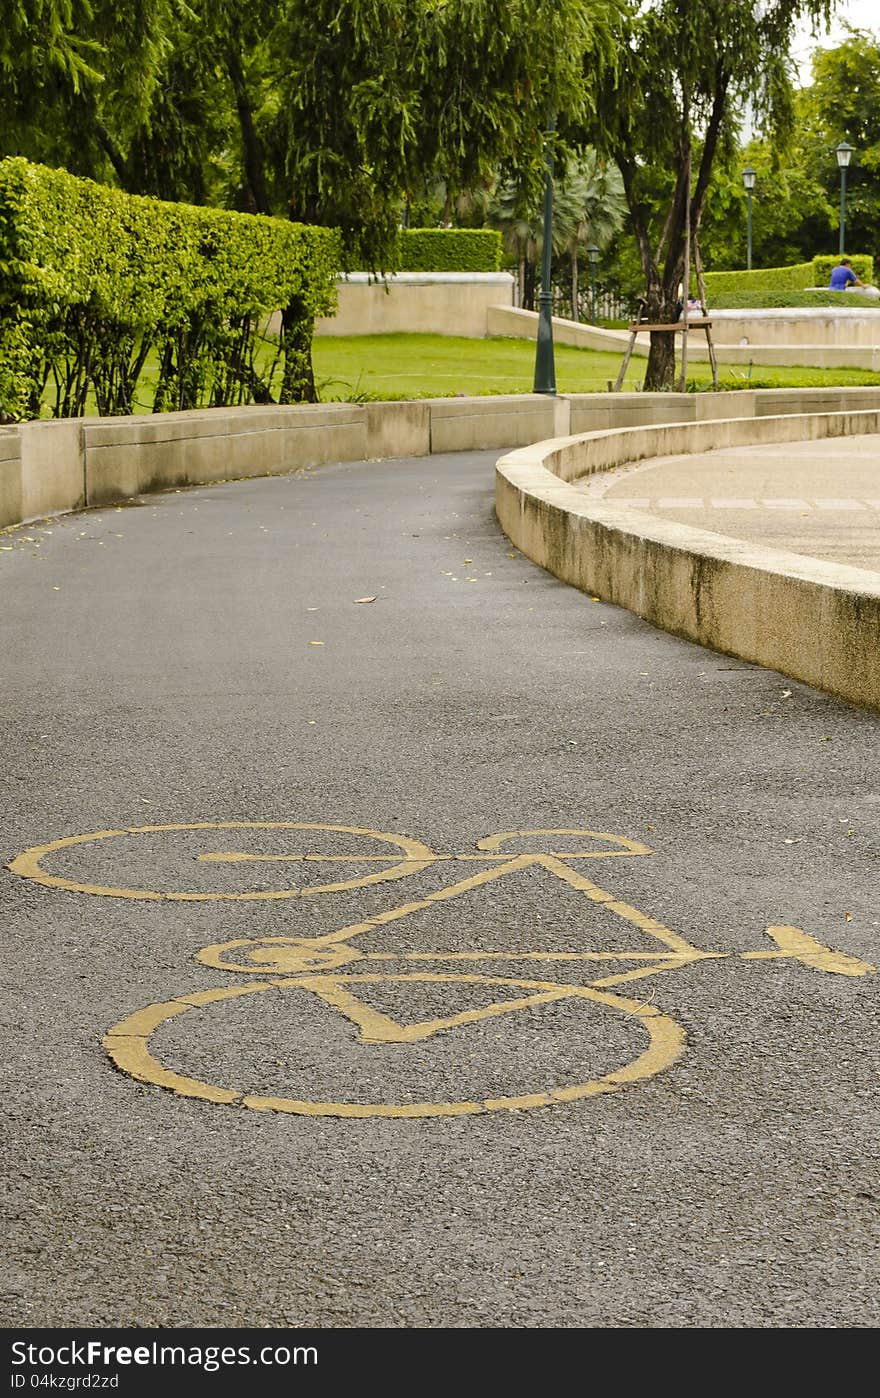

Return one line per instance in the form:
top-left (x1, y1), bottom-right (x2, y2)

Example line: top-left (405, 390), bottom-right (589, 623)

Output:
top-left (312, 332), bottom-right (880, 399)
top-left (41, 331), bottom-right (880, 417)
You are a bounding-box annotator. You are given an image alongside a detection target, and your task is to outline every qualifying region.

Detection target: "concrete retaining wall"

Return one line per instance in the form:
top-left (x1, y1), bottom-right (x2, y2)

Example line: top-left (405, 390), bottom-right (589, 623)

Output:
top-left (495, 411), bottom-right (880, 711)
top-left (487, 304), bottom-right (880, 371)
top-left (6, 388), bottom-right (880, 532)
top-left (315, 272), bottom-right (515, 338)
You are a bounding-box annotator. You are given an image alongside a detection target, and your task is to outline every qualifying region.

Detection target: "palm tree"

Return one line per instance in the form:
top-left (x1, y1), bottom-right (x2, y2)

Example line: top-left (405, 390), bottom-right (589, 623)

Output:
top-left (553, 152), bottom-right (626, 320)
top-left (481, 150), bottom-right (626, 314)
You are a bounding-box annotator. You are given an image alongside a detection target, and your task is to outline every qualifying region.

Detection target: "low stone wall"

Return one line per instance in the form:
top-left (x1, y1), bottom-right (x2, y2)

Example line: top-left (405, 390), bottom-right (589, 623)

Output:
top-left (486, 304), bottom-right (880, 371)
top-left (495, 411), bottom-right (880, 711)
top-left (5, 387), bottom-right (880, 533)
top-left (711, 306), bottom-right (880, 347)
top-left (315, 272), bottom-right (515, 338)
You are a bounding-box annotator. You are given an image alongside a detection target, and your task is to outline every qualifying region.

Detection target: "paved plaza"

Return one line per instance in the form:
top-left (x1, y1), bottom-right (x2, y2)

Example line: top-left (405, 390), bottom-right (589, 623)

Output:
top-left (584, 433), bottom-right (880, 571)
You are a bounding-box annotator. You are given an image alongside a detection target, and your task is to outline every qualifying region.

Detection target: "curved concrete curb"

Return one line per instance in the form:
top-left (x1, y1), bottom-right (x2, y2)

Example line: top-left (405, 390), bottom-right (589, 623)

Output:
top-left (495, 411), bottom-right (880, 711)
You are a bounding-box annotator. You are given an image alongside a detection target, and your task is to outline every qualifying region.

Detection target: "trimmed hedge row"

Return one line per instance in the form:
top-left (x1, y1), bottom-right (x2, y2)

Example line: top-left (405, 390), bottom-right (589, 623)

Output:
top-left (705, 254), bottom-right (874, 300)
top-left (711, 290), bottom-right (880, 309)
top-left (813, 253), bottom-right (874, 284)
top-left (0, 158), bottom-right (341, 421)
top-left (398, 228), bottom-right (502, 272)
top-left (704, 262), bottom-right (815, 296)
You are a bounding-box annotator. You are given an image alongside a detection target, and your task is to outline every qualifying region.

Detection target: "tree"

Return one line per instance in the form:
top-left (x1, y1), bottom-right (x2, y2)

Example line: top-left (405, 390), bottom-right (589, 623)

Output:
top-left (584, 0), bottom-right (833, 390)
top-left (276, 0), bottom-right (624, 269)
top-left (798, 27), bottom-right (880, 257)
top-left (553, 153), bottom-right (626, 320)
top-left (698, 136), bottom-right (835, 271)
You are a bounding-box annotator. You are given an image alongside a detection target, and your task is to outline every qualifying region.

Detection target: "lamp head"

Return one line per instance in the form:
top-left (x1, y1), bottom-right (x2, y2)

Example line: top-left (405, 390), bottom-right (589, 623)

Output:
top-left (741, 166), bottom-right (757, 191)
top-left (836, 141), bottom-right (854, 168)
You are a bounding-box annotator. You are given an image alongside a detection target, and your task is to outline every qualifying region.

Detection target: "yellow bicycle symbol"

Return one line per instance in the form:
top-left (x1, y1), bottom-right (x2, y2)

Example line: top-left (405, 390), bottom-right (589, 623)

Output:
top-left (9, 823), bottom-right (875, 1119)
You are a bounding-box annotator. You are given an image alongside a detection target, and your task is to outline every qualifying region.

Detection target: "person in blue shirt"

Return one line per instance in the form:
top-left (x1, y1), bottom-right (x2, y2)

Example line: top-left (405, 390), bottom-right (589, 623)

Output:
top-left (829, 258), bottom-right (866, 290)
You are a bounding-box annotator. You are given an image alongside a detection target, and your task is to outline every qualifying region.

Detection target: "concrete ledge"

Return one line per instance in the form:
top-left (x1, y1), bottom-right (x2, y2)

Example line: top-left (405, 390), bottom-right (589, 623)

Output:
top-left (487, 304), bottom-right (880, 369)
top-left (20, 420), bottom-right (85, 521)
top-left (0, 427), bottom-right (23, 528)
top-left (316, 272), bottom-right (515, 338)
top-left (4, 386), bottom-right (880, 534)
top-left (82, 405), bottom-right (367, 507)
top-left (426, 394), bottom-right (567, 452)
top-left (366, 401), bottom-right (430, 460)
top-left (496, 411), bottom-right (880, 711)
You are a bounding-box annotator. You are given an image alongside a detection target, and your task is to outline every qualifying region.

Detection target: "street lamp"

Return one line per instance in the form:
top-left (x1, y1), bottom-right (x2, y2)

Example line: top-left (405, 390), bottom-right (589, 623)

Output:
top-left (586, 244), bottom-right (599, 324)
top-left (741, 166), bottom-right (756, 271)
top-left (533, 112), bottom-right (556, 395)
top-left (836, 141), bottom-right (854, 255)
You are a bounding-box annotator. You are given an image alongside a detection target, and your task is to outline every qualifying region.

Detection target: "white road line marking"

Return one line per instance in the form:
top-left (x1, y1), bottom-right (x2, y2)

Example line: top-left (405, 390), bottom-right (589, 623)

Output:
top-left (709, 499), bottom-right (759, 510)
top-left (758, 499), bottom-right (811, 510)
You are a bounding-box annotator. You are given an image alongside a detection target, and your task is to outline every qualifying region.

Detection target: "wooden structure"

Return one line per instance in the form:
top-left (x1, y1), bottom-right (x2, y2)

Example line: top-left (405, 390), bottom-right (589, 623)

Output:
top-left (613, 306), bottom-right (718, 392)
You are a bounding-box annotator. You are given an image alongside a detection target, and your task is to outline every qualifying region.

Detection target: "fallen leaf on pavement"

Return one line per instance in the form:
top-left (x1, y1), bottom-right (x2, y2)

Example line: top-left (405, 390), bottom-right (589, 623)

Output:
top-left (355, 596), bottom-right (377, 604)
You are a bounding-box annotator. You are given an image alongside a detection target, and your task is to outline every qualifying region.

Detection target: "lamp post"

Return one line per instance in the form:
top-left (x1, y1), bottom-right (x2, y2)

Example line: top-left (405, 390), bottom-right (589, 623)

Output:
top-left (587, 243), bottom-right (599, 324)
top-left (533, 112), bottom-right (556, 395)
top-left (836, 140), bottom-right (854, 255)
top-left (741, 166), bottom-right (756, 271)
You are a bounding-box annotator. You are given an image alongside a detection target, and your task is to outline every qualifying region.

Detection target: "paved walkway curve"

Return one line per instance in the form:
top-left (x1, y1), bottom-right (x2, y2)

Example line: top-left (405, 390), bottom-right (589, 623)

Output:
top-left (1, 449), bottom-right (878, 1328)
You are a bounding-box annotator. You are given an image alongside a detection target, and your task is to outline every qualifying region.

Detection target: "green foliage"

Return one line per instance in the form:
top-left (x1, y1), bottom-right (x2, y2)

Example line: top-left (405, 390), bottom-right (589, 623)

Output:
top-left (279, 0), bottom-right (624, 269)
top-left (579, 1), bottom-right (834, 389)
top-left (704, 254), bottom-right (875, 301)
top-left (709, 290), bottom-right (880, 309)
top-left (698, 139), bottom-right (835, 271)
top-left (704, 262), bottom-right (816, 296)
top-left (0, 158), bottom-right (340, 421)
top-left (812, 253), bottom-right (874, 284)
top-left (798, 29), bottom-right (880, 260)
top-left (397, 229), bottom-right (502, 272)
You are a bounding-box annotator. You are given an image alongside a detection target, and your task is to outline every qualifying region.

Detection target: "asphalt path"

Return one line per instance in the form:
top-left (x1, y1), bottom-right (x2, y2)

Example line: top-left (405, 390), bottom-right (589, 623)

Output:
top-left (1, 448), bottom-right (878, 1329)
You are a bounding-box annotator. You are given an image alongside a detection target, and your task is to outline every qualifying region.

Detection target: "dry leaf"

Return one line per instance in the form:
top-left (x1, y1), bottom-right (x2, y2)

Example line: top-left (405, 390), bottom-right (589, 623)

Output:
top-left (355, 596), bottom-right (377, 604)
top-left (308, 640), bottom-right (324, 646)
top-left (845, 912), bottom-right (853, 922)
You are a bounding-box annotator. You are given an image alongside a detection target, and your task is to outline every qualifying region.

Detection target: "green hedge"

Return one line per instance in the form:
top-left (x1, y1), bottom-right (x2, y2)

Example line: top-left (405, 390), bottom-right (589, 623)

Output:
top-left (812, 253), bottom-right (874, 285)
top-left (703, 262), bottom-right (815, 296)
top-left (704, 254), bottom-right (874, 301)
top-left (397, 228), bottom-right (502, 272)
top-left (0, 158), bottom-right (341, 421)
top-left (711, 289), bottom-right (880, 309)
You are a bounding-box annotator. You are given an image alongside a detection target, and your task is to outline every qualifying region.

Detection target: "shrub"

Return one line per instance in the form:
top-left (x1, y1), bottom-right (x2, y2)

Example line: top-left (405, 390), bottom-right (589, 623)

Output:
top-left (397, 228), bottom-right (502, 272)
top-left (703, 262), bottom-right (815, 297)
top-left (709, 289), bottom-right (880, 309)
top-left (0, 158), bottom-right (341, 421)
top-left (812, 253), bottom-right (874, 285)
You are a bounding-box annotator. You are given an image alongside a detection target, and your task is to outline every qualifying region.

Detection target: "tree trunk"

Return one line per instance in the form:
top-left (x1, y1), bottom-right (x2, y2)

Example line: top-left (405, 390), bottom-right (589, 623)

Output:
top-left (642, 278), bottom-right (678, 391)
top-left (280, 299), bottom-right (317, 403)
top-left (644, 331), bottom-right (676, 390)
top-left (226, 44), bottom-right (270, 215)
top-left (571, 250), bottom-right (579, 322)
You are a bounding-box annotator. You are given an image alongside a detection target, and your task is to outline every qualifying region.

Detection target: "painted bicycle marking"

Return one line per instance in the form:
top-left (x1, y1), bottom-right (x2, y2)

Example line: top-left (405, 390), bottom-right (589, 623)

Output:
top-left (9, 824), bottom-right (875, 1118)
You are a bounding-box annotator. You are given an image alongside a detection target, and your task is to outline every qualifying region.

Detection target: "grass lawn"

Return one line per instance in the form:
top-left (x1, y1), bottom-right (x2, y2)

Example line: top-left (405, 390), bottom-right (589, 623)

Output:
top-left (46, 331), bottom-right (880, 416)
top-left (311, 332), bottom-right (880, 399)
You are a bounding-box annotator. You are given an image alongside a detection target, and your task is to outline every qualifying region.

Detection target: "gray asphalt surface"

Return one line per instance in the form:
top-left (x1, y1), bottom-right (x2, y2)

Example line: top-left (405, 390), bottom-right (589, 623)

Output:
top-left (1, 449), bottom-right (879, 1329)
